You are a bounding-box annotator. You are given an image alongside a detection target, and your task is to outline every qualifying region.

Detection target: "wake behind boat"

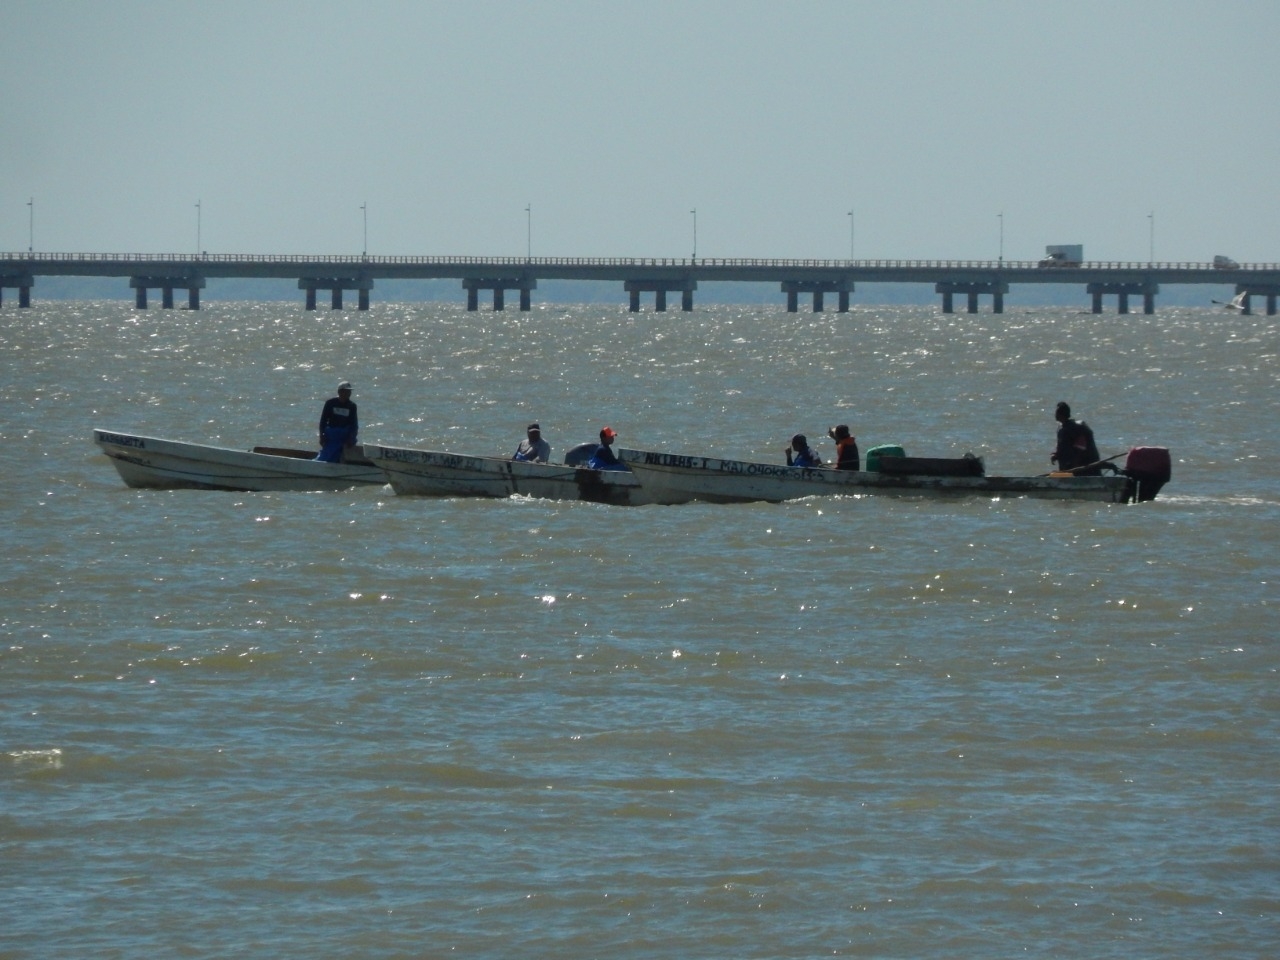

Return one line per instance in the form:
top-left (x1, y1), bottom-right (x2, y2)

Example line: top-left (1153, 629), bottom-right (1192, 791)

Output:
top-left (93, 429), bottom-right (388, 491)
top-left (363, 443), bottom-right (654, 505)
top-left (617, 447), bottom-right (1170, 505)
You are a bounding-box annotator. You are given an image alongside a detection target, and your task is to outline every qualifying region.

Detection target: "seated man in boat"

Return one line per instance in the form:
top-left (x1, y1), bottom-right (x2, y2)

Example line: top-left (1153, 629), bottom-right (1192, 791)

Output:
top-left (827, 424), bottom-right (860, 470)
top-left (1051, 401), bottom-right (1102, 475)
top-left (587, 426), bottom-right (627, 471)
top-left (785, 434), bottom-right (822, 468)
top-left (316, 381), bottom-right (358, 462)
top-left (511, 423), bottom-right (551, 463)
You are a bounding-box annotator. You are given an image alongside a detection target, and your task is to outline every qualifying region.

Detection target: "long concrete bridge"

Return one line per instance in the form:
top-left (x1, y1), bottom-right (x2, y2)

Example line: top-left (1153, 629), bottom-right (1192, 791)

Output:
top-left (2, 252), bottom-right (1278, 315)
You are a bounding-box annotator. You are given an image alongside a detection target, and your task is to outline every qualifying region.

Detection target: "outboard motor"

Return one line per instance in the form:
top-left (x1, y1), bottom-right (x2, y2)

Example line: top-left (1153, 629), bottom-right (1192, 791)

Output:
top-left (1120, 446), bottom-right (1171, 502)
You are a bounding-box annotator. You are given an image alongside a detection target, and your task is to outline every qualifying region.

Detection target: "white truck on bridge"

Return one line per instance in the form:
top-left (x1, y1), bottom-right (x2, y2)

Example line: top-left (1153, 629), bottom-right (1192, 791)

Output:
top-left (1039, 244), bottom-right (1084, 267)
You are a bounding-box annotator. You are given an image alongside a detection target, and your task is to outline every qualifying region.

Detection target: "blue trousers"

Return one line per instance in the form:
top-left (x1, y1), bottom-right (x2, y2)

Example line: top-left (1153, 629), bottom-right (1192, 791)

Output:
top-left (316, 426), bottom-right (353, 462)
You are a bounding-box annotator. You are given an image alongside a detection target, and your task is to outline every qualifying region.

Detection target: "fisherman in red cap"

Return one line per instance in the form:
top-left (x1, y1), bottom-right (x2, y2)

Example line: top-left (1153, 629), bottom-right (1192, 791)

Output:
top-left (587, 426), bottom-right (626, 471)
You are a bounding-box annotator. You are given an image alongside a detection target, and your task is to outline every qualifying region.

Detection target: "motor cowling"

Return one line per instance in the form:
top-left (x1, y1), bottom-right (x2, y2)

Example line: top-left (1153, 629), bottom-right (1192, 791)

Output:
top-left (1121, 446), bottom-right (1171, 502)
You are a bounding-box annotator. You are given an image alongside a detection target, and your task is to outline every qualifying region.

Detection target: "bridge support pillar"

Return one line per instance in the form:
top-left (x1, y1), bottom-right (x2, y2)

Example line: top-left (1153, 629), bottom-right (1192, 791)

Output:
top-left (462, 277), bottom-right (536, 311)
top-left (299, 277), bottom-right (373, 311)
top-left (1087, 282), bottom-right (1157, 315)
top-left (781, 279), bottom-right (854, 313)
top-left (935, 281), bottom-right (1008, 314)
top-left (131, 276), bottom-right (207, 310)
top-left (0, 274), bottom-right (34, 308)
top-left (624, 279), bottom-right (697, 312)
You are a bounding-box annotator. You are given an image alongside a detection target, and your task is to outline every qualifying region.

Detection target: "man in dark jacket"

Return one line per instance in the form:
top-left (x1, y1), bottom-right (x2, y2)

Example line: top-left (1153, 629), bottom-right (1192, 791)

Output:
top-left (1051, 401), bottom-right (1101, 475)
top-left (316, 381), bottom-right (358, 462)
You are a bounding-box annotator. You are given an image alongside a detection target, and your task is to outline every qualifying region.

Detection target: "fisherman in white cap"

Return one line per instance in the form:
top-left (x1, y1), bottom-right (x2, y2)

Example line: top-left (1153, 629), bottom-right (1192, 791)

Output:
top-left (315, 380), bottom-right (359, 462)
top-left (511, 422), bottom-right (551, 463)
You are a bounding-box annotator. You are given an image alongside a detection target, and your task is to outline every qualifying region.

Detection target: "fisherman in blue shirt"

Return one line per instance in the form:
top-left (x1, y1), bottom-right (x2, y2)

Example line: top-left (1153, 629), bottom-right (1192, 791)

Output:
top-left (316, 381), bottom-right (358, 462)
top-left (785, 433), bottom-right (822, 468)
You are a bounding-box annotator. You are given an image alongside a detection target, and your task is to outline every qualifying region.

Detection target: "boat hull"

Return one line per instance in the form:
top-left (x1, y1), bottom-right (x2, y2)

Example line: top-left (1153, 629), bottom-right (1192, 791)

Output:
top-left (618, 448), bottom-right (1135, 504)
top-left (364, 444), bottom-right (652, 505)
top-left (93, 429), bottom-right (388, 492)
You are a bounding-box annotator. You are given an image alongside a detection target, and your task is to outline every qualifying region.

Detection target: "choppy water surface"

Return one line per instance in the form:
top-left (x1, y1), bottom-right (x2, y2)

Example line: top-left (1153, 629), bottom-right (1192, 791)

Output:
top-left (2, 300), bottom-right (1277, 958)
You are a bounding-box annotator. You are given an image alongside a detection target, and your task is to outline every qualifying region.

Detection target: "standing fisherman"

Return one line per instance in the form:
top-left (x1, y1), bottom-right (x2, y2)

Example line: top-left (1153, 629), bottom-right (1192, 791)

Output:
top-left (316, 381), bottom-right (359, 462)
top-left (1051, 401), bottom-right (1101, 475)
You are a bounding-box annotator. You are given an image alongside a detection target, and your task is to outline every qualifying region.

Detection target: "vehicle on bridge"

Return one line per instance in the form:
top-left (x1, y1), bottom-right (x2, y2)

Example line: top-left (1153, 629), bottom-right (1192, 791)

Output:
top-left (1039, 244), bottom-right (1084, 268)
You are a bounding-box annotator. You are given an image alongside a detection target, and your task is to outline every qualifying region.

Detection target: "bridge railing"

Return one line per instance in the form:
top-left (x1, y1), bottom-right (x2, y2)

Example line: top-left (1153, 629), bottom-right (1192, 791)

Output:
top-left (2, 252), bottom-right (1278, 271)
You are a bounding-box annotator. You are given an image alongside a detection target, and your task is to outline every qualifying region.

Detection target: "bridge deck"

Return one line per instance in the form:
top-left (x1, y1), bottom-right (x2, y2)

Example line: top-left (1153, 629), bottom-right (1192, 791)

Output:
top-left (3, 253), bottom-right (1278, 314)
top-left (2, 252), bottom-right (1278, 285)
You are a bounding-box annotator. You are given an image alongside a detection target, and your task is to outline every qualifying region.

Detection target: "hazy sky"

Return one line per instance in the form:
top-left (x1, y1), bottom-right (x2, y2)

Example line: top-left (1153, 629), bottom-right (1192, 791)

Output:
top-left (3, 0), bottom-right (1276, 262)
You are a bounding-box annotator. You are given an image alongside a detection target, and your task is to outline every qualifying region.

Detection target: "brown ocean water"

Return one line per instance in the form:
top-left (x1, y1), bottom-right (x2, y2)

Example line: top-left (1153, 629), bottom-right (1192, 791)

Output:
top-left (1, 300), bottom-right (1277, 959)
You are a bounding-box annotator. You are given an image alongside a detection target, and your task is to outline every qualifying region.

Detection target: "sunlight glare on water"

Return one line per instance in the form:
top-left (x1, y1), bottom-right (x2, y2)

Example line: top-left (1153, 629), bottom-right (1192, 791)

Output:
top-left (2, 299), bottom-right (1277, 959)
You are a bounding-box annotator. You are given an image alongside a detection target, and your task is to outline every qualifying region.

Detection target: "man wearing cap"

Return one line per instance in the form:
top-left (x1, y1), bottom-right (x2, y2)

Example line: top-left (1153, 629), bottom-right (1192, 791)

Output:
top-left (587, 426), bottom-right (627, 471)
top-left (316, 381), bottom-right (359, 463)
top-left (512, 423), bottom-right (551, 463)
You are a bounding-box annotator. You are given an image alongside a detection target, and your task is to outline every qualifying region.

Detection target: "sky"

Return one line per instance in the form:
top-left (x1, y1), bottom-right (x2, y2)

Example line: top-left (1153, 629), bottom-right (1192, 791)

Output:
top-left (3, 0), bottom-right (1277, 263)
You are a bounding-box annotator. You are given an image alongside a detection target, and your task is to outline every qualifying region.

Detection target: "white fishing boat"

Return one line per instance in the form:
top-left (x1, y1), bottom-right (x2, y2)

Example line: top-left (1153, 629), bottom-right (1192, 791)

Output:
top-left (363, 444), bottom-right (653, 505)
top-left (93, 429), bottom-right (388, 491)
top-left (617, 447), bottom-right (1170, 505)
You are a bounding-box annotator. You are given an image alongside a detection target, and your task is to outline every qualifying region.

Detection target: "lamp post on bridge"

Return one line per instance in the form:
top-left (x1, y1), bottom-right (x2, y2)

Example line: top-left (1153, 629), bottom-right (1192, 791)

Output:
top-left (998, 211), bottom-right (1004, 264)
top-left (195, 200), bottom-right (201, 255)
top-left (361, 202), bottom-right (368, 258)
top-left (525, 204), bottom-right (531, 260)
top-left (848, 209), bottom-right (855, 261)
top-left (27, 197), bottom-right (33, 253)
top-left (691, 208), bottom-right (697, 261)
top-left (1147, 211), bottom-right (1154, 264)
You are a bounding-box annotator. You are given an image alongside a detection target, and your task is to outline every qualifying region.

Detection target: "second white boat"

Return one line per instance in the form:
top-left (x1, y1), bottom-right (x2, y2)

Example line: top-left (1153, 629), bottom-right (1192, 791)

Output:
top-left (364, 444), bottom-right (653, 505)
